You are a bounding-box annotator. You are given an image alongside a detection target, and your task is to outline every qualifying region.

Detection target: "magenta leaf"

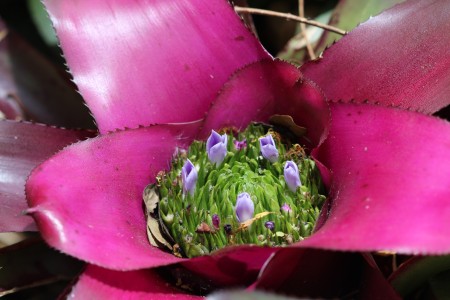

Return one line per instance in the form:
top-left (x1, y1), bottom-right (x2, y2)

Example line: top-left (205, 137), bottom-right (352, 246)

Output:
top-left (302, 103), bottom-right (450, 253)
top-left (68, 264), bottom-right (201, 299)
top-left (0, 120), bottom-right (94, 232)
top-left (182, 246), bottom-right (276, 287)
top-left (301, 0), bottom-right (450, 114)
top-left (44, 0), bottom-right (269, 133)
top-left (26, 123), bottom-right (201, 270)
top-left (200, 60), bottom-right (329, 149)
top-left (255, 248), bottom-right (400, 299)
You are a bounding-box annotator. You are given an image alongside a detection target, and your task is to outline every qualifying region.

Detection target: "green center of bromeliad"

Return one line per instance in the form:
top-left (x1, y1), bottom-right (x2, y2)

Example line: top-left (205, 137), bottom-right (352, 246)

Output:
top-left (144, 123), bottom-right (326, 258)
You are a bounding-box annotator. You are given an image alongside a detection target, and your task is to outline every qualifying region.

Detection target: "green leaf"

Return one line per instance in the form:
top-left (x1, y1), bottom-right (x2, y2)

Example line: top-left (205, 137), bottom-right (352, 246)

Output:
top-left (208, 290), bottom-right (298, 300)
top-left (27, 0), bottom-right (58, 46)
top-left (390, 255), bottom-right (450, 298)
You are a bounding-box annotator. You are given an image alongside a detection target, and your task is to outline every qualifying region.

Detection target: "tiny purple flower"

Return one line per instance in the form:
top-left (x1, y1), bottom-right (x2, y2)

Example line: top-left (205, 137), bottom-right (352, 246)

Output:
top-left (265, 221), bottom-right (275, 231)
top-left (235, 192), bottom-right (254, 223)
top-left (206, 130), bottom-right (228, 165)
top-left (233, 139), bottom-right (247, 150)
top-left (284, 160), bottom-right (301, 192)
top-left (259, 134), bottom-right (279, 163)
top-left (212, 214), bottom-right (220, 229)
top-left (281, 203), bottom-right (292, 213)
top-left (181, 159), bottom-right (197, 195)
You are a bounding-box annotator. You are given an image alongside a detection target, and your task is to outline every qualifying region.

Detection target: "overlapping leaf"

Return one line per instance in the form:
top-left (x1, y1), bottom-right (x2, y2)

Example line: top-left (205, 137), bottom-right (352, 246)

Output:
top-left (0, 120), bottom-right (94, 232)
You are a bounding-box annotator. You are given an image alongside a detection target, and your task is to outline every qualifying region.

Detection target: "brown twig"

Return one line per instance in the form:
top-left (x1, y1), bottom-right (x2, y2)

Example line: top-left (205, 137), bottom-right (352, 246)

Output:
top-left (234, 6), bottom-right (346, 36)
top-left (299, 0), bottom-right (316, 59)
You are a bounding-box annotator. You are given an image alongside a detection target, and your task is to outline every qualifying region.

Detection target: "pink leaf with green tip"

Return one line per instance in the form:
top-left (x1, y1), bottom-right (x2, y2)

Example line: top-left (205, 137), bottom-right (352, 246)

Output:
top-left (68, 265), bottom-right (201, 299)
top-left (0, 120), bottom-right (94, 232)
top-left (302, 103), bottom-right (450, 253)
top-left (301, 0), bottom-right (450, 114)
top-left (44, 0), bottom-right (269, 133)
top-left (26, 123), bottom-right (200, 269)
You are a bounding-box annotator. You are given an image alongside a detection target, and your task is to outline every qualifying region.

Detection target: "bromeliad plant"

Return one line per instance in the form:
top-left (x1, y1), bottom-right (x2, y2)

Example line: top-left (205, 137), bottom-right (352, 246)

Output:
top-left (1, 0), bottom-right (450, 298)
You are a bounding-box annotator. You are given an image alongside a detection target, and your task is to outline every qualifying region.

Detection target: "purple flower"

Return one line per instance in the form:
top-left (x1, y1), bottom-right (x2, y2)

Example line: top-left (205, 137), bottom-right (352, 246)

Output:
top-left (212, 214), bottom-right (220, 229)
top-left (235, 192), bottom-right (255, 223)
top-left (284, 161), bottom-right (301, 192)
top-left (259, 134), bottom-right (279, 163)
top-left (206, 130), bottom-right (228, 165)
top-left (181, 159), bottom-right (197, 195)
top-left (281, 203), bottom-right (292, 213)
top-left (233, 139), bottom-right (247, 150)
top-left (265, 221), bottom-right (275, 231)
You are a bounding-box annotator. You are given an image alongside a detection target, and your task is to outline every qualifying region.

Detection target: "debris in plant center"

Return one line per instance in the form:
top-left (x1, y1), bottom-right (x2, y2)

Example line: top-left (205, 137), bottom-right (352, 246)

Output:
top-left (144, 123), bottom-right (326, 258)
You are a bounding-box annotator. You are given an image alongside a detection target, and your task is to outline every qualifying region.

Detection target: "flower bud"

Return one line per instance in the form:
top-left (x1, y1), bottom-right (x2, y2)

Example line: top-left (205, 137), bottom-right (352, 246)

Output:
top-left (281, 203), bottom-right (292, 213)
top-left (206, 130), bottom-right (228, 165)
top-left (182, 159), bottom-right (197, 195)
top-left (265, 221), bottom-right (275, 231)
top-left (284, 161), bottom-right (301, 192)
top-left (259, 134), bottom-right (278, 163)
top-left (234, 139), bottom-right (247, 150)
top-left (235, 192), bottom-right (254, 223)
top-left (212, 214), bottom-right (220, 229)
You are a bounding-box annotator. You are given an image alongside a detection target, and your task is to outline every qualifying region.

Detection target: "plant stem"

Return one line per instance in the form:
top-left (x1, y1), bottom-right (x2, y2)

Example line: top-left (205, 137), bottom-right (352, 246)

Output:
top-left (298, 0), bottom-right (316, 59)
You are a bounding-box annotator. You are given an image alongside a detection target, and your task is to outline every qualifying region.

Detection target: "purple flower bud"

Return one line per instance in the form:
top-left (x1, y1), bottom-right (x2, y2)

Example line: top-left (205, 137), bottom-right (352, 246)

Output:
top-left (265, 221), bottom-right (275, 231)
top-left (259, 134), bottom-right (279, 163)
top-left (235, 192), bottom-right (254, 223)
top-left (212, 214), bottom-right (220, 229)
top-left (182, 159), bottom-right (197, 195)
top-left (281, 203), bottom-right (292, 213)
top-left (206, 130), bottom-right (228, 165)
top-left (233, 139), bottom-right (247, 150)
top-left (284, 160), bottom-right (301, 192)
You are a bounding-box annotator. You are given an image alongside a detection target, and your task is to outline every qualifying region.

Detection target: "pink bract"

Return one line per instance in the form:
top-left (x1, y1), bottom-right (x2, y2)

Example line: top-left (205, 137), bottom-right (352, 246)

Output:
top-left (20, 0), bottom-right (450, 297)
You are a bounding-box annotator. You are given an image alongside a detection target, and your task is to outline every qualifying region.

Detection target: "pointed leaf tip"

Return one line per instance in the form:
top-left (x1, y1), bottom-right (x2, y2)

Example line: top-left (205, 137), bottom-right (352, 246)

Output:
top-left (26, 124), bottom-right (200, 270)
top-left (0, 121), bottom-right (94, 232)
